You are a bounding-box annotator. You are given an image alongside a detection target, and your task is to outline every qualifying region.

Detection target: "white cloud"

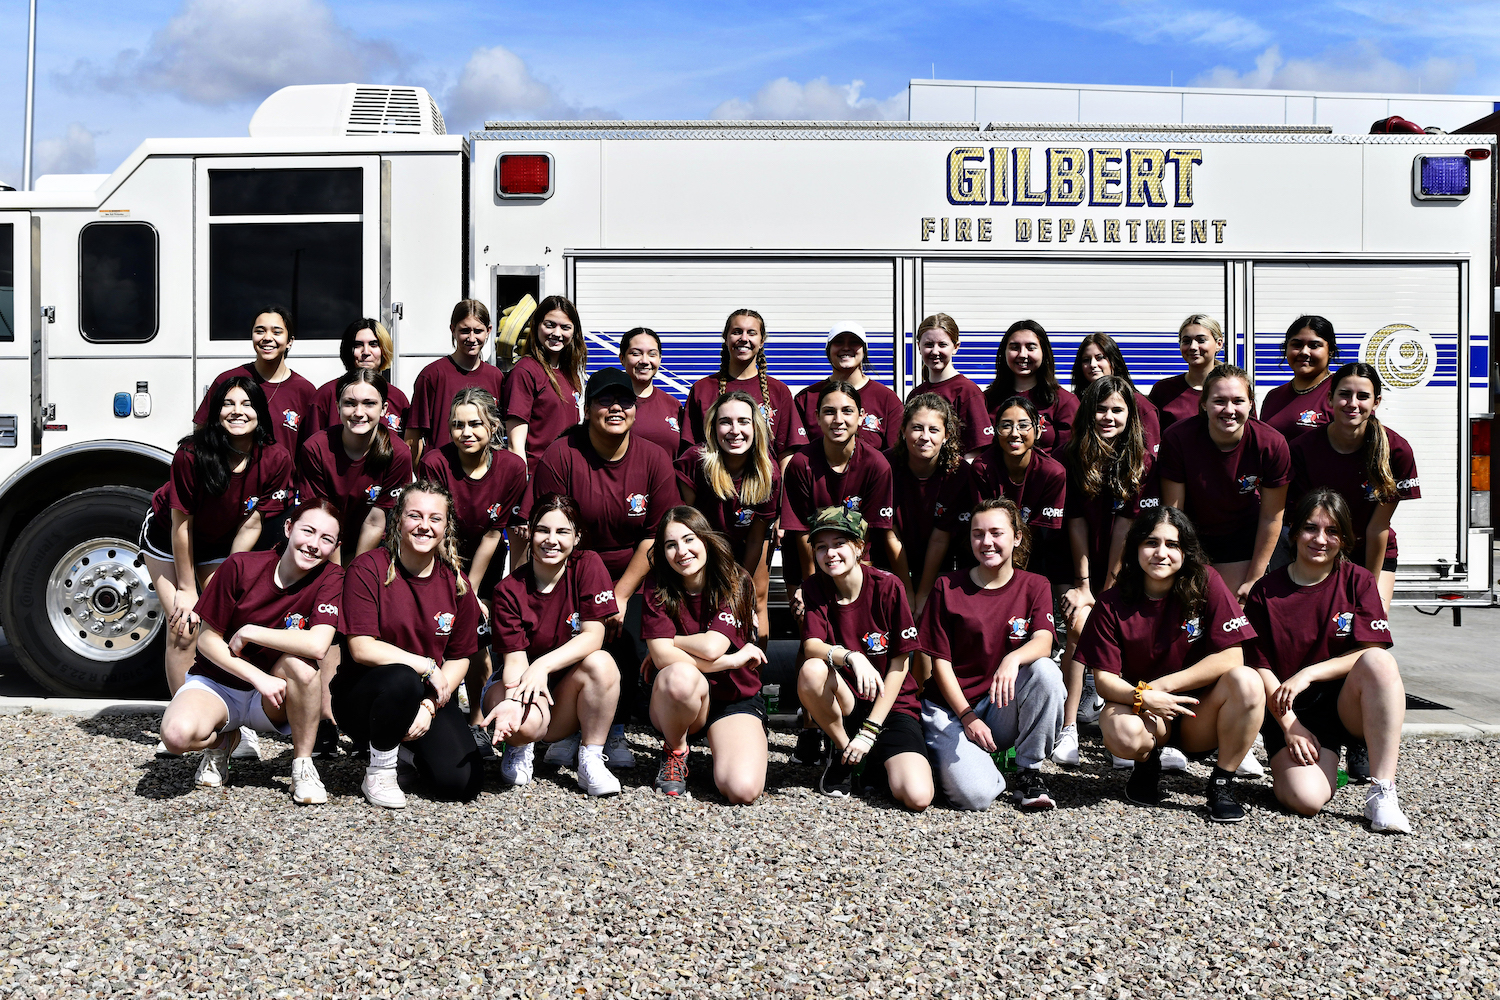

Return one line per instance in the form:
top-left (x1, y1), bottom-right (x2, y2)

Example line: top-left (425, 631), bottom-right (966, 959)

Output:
top-left (1194, 41), bottom-right (1471, 93)
top-left (712, 78), bottom-right (907, 121)
top-left (1018, 1), bottom-right (1271, 50)
top-left (61, 0), bottom-right (396, 106)
top-left (444, 45), bottom-right (613, 127)
top-left (35, 123), bottom-right (98, 175)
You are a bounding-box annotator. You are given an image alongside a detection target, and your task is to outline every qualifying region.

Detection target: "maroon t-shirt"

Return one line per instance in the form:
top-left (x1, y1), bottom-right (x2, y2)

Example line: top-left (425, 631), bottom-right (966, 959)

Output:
top-left (491, 550), bottom-right (618, 658)
top-left (151, 442), bottom-right (294, 558)
top-left (295, 427), bottom-right (415, 557)
top-left (1019, 385), bottom-right (1080, 459)
top-left (1157, 415), bottom-right (1291, 540)
top-left (918, 567), bottom-right (1055, 709)
top-left (641, 586), bottom-right (759, 704)
top-left (1147, 375), bottom-right (1202, 434)
top-left (887, 454), bottom-right (979, 575)
top-left (676, 445), bottom-right (782, 561)
top-left (417, 444), bottom-right (529, 562)
top-left (1244, 562), bottom-right (1391, 683)
top-left (1064, 450), bottom-right (1159, 591)
top-left (1063, 387), bottom-right (1159, 452)
top-left (803, 567), bottom-right (920, 717)
top-left (909, 375), bottom-right (992, 455)
top-left (1287, 426), bottom-right (1420, 561)
top-left (972, 445), bottom-right (1067, 532)
top-left (308, 378), bottom-right (411, 438)
top-left (408, 356), bottom-right (507, 446)
top-left (342, 548), bottom-right (481, 672)
top-left (194, 363), bottom-right (318, 458)
top-left (632, 387), bottom-right (685, 459)
top-left (532, 427), bottom-right (680, 581)
top-left (1260, 378), bottom-right (1334, 444)
top-left (681, 373), bottom-right (806, 458)
top-left (500, 357), bottom-right (582, 474)
top-left (781, 439), bottom-right (895, 533)
top-left (189, 549), bottom-right (344, 691)
top-left (795, 379), bottom-right (906, 452)
top-left (1074, 568), bottom-right (1254, 684)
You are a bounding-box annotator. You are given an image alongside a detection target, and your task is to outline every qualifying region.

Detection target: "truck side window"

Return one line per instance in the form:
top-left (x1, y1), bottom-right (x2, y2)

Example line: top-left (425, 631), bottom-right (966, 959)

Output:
top-left (79, 222), bottom-right (158, 343)
top-left (207, 168), bottom-right (364, 341)
top-left (0, 224), bottom-right (13, 342)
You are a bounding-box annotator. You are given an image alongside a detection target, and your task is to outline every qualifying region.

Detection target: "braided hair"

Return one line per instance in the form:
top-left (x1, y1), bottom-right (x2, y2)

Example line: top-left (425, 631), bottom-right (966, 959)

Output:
top-left (717, 309), bottom-right (771, 413)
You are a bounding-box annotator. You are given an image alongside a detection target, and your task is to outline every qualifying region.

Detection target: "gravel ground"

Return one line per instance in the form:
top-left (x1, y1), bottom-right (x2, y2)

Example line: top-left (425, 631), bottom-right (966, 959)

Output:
top-left (0, 714), bottom-right (1496, 999)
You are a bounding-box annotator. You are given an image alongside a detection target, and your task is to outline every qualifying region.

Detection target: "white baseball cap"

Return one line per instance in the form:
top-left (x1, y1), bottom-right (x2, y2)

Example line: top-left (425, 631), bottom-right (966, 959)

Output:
top-left (826, 322), bottom-right (868, 346)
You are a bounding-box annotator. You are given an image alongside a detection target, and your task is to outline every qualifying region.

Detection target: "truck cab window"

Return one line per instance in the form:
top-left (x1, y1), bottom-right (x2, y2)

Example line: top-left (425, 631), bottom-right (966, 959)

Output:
top-left (0, 224), bottom-right (13, 341)
top-left (79, 222), bottom-right (158, 343)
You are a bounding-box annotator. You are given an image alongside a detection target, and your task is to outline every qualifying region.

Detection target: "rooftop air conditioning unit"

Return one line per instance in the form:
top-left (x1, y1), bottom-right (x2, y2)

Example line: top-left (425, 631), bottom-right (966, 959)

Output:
top-left (249, 84), bottom-right (446, 138)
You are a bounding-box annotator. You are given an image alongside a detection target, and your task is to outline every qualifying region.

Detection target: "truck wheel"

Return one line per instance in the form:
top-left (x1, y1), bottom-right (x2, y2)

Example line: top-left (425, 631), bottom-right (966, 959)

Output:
top-left (0, 487), bottom-right (166, 697)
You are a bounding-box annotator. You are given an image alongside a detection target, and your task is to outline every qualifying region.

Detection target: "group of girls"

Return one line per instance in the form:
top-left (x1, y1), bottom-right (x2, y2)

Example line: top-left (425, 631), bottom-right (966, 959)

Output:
top-left (149, 298), bottom-right (1415, 832)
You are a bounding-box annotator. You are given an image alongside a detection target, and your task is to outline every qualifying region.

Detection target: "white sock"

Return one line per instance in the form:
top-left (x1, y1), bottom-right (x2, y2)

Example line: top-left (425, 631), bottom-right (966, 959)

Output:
top-left (369, 745), bottom-right (398, 770)
top-left (580, 744), bottom-right (605, 759)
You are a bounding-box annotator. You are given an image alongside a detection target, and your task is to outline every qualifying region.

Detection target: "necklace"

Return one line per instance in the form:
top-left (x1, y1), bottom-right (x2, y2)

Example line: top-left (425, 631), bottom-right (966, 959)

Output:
top-left (1292, 372), bottom-right (1331, 396)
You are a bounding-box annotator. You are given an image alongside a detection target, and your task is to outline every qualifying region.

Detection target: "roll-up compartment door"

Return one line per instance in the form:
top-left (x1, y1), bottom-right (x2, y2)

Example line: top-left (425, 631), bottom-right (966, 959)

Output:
top-left (919, 260), bottom-right (1230, 396)
top-left (1252, 263), bottom-right (1462, 578)
top-left (570, 258), bottom-right (897, 400)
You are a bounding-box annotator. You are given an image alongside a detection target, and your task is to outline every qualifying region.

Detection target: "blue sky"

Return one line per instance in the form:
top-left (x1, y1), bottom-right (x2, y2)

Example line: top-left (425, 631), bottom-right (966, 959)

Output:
top-left (2, 0), bottom-right (1498, 185)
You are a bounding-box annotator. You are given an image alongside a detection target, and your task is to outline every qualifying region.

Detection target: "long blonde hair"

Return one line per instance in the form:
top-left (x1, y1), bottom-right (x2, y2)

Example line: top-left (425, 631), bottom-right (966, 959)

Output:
top-left (383, 479), bottom-right (469, 597)
top-left (699, 391), bottom-right (775, 506)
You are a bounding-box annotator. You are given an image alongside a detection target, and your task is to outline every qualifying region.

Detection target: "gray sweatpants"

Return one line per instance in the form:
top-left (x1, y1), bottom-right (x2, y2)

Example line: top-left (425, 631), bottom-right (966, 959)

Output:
top-left (920, 657), bottom-right (1066, 811)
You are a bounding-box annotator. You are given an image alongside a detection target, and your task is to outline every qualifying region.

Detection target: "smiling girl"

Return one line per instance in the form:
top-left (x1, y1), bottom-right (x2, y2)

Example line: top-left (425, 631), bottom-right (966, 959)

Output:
top-left (681, 309), bottom-right (805, 464)
top-left (909, 313), bottom-right (992, 459)
top-left (194, 306), bottom-right (317, 458)
top-left (1149, 314), bottom-right (1235, 433)
top-left (886, 393), bottom-right (978, 615)
top-left (620, 327), bottom-right (686, 458)
top-left (1070, 333), bottom-right (1161, 453)
top-left (406, 300), bottom-right (507, 462)
top-left (504, 295), bottom-right (588, 474)
top-left (984, 320), bottom-right (1079, 459)
top-left (308, 318), bottom-right (411, 438)
top-left (794, 322), bottom-right (906, 451)
top-left (1260, 316), bottom-right (1338, 443)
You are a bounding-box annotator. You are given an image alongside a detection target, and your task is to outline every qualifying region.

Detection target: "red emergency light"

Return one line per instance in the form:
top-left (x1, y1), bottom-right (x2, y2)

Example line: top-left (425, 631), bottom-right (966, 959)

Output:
top-left (497, 153), bottom-right (554, 199)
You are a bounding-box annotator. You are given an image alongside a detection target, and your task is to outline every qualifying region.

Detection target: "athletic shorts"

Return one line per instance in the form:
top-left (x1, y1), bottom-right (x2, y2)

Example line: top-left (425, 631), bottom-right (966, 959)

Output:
top-left (699, 692), bottom-right (768, 737)
top-left (1199, 530), bottom-right (1256, 565)
top-left (1260, 679), bottom-right (1357, 759)
top-left (179, 673), bottom-right (289, 736)
top-left (138, 508), bottom-right (231, 565)
top-left (863, 710), bottom-right (929, 777)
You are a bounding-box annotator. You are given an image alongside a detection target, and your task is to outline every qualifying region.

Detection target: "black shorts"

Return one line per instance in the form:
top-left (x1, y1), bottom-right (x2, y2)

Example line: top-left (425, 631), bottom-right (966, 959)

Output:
top-left (138, 507), bottom-right (232, 564)
top-left (697, 692), bottom-right (768, 739)
top-left (1200, 530), bottom-right (1256, 565)
top-left (1260, 679), bottom-right (1357, 758)
top-left (863, 710), bottom-right (928, 777)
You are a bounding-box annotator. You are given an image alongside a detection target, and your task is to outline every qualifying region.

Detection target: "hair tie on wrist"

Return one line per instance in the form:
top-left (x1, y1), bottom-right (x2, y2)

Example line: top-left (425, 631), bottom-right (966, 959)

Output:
top-left (1132, 681), bottom-right (1152, 715)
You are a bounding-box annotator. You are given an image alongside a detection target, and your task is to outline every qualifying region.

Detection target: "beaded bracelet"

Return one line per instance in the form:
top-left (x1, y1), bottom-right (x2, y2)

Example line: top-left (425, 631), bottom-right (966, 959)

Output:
top-left (1132, 681), bottom-right (1152, 715)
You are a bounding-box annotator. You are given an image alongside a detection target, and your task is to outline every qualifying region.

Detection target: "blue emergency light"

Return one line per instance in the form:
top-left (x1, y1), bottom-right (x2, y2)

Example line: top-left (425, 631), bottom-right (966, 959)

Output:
top-left (1413, 155), bottom-right (1470, 201)
top-left (112, 392), bottom-right (131, 418)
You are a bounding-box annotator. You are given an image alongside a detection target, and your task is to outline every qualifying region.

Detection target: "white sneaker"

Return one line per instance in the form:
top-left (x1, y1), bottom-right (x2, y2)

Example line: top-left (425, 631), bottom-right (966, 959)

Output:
top-left (362, 766), bottom-right (407, 809)
top-left (1112, 754), bottom-right (1135, 770)
top-left (1364, 778), bottom-right (1411, 834)
top-left (1078, 673), bottom-right (1105, 725)
top-left (604, 725), bottom-right (636, 769)
top-left (544, 733), bottom-right (580, 768)
top-left (1051, 725), bottom-right (1081, 766)
top-left (1234, 751), bottom-right (1265, 778)
top-left (577, 748), bottom-right (622, 797)
top-left (290, 757), bottom-right (327, 805)
top-left (500, 743), bottom-right (535, 786)
top-left (231, 727), bottom-right (260, 760)
top-left (1160, 746), bottom-right (1189, 772)
top-left (194, 731), bottom-right (237, 787)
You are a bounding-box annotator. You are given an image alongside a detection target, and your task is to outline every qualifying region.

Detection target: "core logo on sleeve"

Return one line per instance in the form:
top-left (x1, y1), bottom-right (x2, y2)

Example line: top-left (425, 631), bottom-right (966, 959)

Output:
top-left (1222, 616), bottom-right (1250, 633)
top-left (433, 611), bottom-right (455, 635)
top-left (1138, 497), bottom-right (1161, 509)
top-left (860, 413), bottom-right (881, 433)
top-left (879, 507), bottom-right (894, 518)
top-left (901, 626), bottom-right (918, 640)
top-left (1182, 617), bottom-right (1202, 640)
top-left (1371, 619), bottom-right (1390, 632)
top-left (316, 603), bottom-right (339, 616)
top-left (566, 611), bottom-right (582, 634)
top-left (270, 489), bottom-right (289, 502)
top-left (365, 485), bottom-right (382, 503)
top-left (1297, 409), bottom-right (1322, 427)
top-left (1397, 477), bottom-right (1420, 491)
top-left (243, 496), bottom-right (260, 515)
top-left (717, 610), bottom-right (743, 630)
top-left (593, 590), bottom-right (615, 605)
top-left (282, 613), bottom-right (309, 630)
top-left (1333, 611), bottom-right (1354, 637)
top-left (667, 416), bottom-right (680, 432)
top-left (1042, 507), bottom-right (1064, 519)
top-left (486, 502), bottom-right (504, 523)
top-left (1237, 475), bottom-right (1260, 494)
top-left (625, 493), bottom-right (647, 517)
top-left (735, 507), bottom-right (754, 526)
top-left (282, 409), bottom-right (302, 431)
top-left (842, 496), bottom-right (862, 511)
top-left (981, 424), bottom-right (994, 438)
top-left (957, 511), bottom-right (971, 522)
top-left (1007, 616), bottom-right (1030, 639)
top-left (862, 631), bottom-right (889, 654)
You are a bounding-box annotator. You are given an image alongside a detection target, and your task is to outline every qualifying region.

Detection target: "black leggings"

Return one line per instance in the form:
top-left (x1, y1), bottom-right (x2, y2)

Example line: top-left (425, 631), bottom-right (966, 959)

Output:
top-left (330, 664), bottom-right (482, 802)
top-left (605, 593), bottom-right (647, 725)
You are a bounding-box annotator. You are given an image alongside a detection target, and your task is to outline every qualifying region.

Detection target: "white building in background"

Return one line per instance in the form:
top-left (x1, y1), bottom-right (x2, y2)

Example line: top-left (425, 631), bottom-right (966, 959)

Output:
top-left (908, 78), bottom-right (1500, 133)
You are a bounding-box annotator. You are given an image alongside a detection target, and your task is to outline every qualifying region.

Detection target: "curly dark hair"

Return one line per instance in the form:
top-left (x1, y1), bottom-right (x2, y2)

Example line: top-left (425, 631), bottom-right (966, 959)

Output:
top-left (1116, 506), bottom-right (1211, 621)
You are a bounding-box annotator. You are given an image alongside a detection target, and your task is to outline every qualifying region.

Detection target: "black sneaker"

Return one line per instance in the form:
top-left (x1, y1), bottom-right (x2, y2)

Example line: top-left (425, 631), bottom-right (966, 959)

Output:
top-left (794, 728), bottom-right (825, 766)
top-left (819, 747), bottom-right (854, 797)
top-left (311, 720), bottom-right (341, 759)
top-left (471, 725), bottom-right (496, 760)
top-left (1206, 769), bottom-right (1245, 823)
top-left (1346, 742), bottom-right (1371, 784)
top-left (1013, 767), bottom-right (1056, 810)
top-left (1124, 750), bottom-right (1164, 807)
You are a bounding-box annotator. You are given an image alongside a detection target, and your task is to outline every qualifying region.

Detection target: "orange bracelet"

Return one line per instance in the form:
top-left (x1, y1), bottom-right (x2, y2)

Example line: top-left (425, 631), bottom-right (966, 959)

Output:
top-left (1132, 681), bottom-right (1152, 715)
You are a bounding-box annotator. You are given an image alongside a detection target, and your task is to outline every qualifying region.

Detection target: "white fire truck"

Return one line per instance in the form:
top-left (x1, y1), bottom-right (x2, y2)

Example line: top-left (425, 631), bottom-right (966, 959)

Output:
top-left (0, 84), bottom-right (1492, 696)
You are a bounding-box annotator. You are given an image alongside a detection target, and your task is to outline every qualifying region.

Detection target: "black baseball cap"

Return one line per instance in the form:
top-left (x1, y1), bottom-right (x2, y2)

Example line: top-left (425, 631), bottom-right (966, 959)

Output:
top-left (584, 367), bottom-right (636, 405)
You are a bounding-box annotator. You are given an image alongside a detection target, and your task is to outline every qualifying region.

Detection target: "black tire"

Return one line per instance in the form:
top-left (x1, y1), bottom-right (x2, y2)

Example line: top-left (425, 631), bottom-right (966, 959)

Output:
top-left (0, 487), bottom-right (166, 697)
